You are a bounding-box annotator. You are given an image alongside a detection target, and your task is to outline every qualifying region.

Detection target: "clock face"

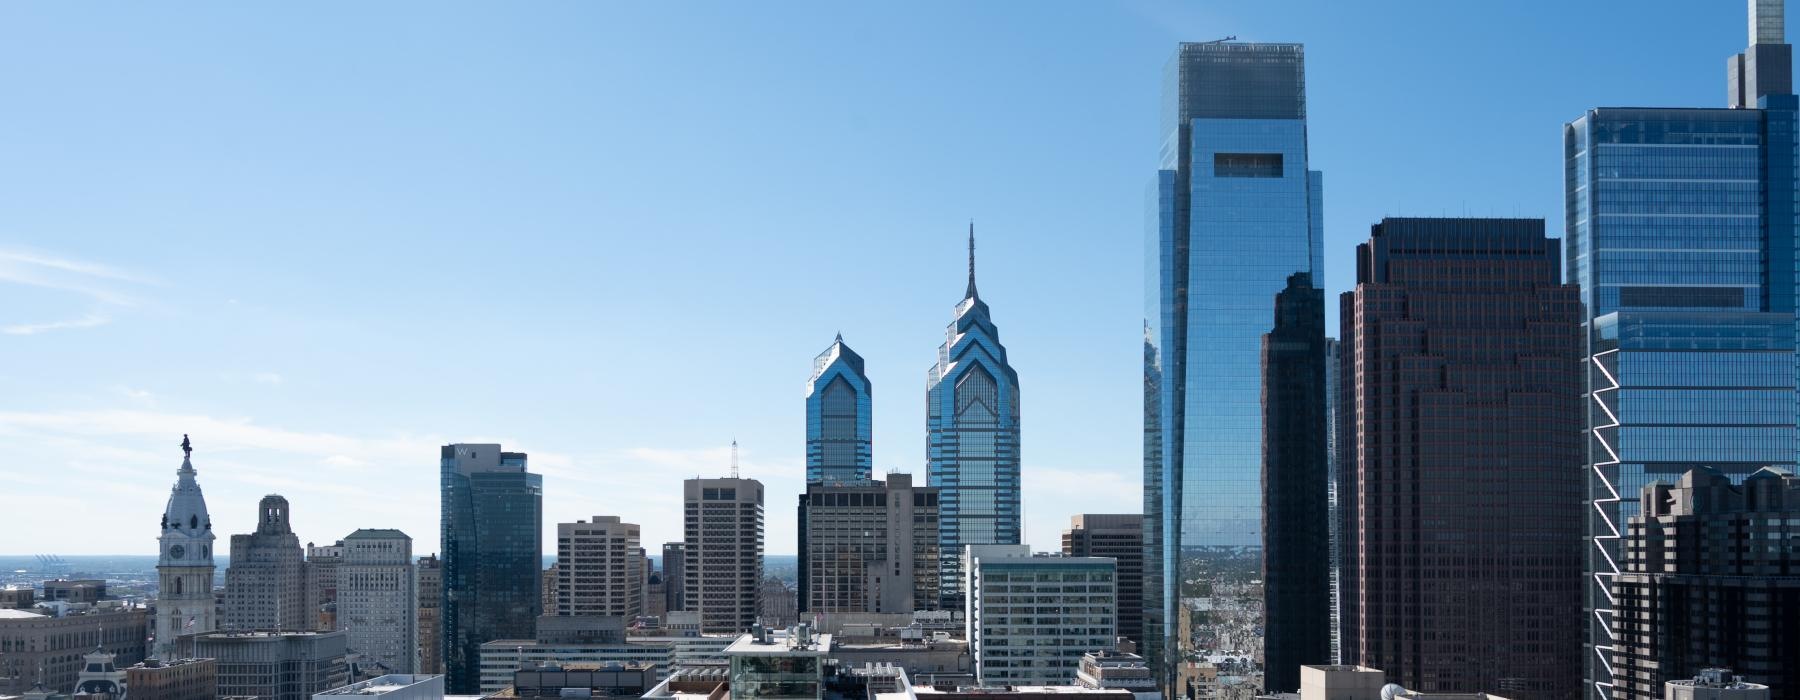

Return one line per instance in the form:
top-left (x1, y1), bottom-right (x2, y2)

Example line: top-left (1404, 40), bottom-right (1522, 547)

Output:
top-left (169, 544), bottom-right (186, 560)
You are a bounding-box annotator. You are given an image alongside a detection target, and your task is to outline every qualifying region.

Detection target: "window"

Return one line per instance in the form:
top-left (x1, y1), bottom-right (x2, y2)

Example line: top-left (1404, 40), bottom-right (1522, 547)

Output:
top-left (1214, 152), bottom-right (1283, 178)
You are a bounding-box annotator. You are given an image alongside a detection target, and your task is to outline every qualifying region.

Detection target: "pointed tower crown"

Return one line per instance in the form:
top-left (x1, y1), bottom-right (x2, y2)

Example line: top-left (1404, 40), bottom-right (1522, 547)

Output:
top-left (161, 435), bottom-right (214, 546)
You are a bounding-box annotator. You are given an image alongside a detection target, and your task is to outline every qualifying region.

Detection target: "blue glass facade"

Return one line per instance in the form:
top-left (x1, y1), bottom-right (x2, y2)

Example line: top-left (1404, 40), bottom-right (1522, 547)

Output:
top-left (927, 230), bottom-right (1021, 609)
top-left (805, 335), bottom-right (873, 485)
top-left (440, 444), bottom-right (542, 694)
top-left (1145, 42), bottom-right (1322, 697)
top-left (1565, 106), bottom-right (1798, 699)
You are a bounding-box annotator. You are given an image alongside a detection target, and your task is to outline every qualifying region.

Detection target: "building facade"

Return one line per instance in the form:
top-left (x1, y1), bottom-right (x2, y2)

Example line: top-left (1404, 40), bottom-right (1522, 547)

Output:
top-left (928, 227), bottom-right (1022, 609)
top-left (1261, 273), bottom-right (1330, 693)
top-left (42, 581), bottom-right (105, 605)
top-left (415, 554), bottom-right (441, 675)
top-left (1566, 4), bottom-right (1800, 696)
top-left (194, 630), bottom-right (349, 700)
top-left (1665, 670), bottom-right (1772, 700)
top-left (757, 578), bottom-right (798, 629)
top-left (337, 529), bottom-right (417, 674)
top-left (1324, 336), bottom-right (1342, 666)
top-left (476, 616), bottom-right (733, 694)
top-left (155, 436), bottom-right (217, 660)
top-left (124, 658), bottom-right (217, 700)
top-left (313, 674), bottom-right (444, 700)
top-left (0, 607), bottom-right (148, 695)
top-left (661, 543), bottom-right (685, 615)
top-left (798, 473), bottom-right (941, 614)
top-left (964, 545), bottom-right (1116, 686)
top-left (440, 443), bottom-right (543, 693)
top-left (223, 495), bottom-right (309, 633)
top-left (682, 476), bottom-right (764, 634)
top-left (555, 516), bottom-right (642, 619)
top-left (1144, 41), bottom-right (1324, 693)
top-left (305, 541), bottom-right (345, 632)
top-left (1609, 467), bottom-right (1800, 700)
top-left (1061, 514), bottom-right (1145, 647)
top-left (1339, 219), bottom-right (1583, 700)
top-left (807, 335), bottom-right (874, 485)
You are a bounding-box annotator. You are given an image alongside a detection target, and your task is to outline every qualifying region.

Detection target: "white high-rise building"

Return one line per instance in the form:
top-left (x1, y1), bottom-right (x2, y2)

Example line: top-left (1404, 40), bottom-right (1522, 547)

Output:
top-left (964, 545), bottom-right (1116, 686)
top-left (555, 516), bottom-right (642, 619)
top-left (337, 529), bottom-right (417, 674)
top-left (156, 435), bottom-right (217, 659)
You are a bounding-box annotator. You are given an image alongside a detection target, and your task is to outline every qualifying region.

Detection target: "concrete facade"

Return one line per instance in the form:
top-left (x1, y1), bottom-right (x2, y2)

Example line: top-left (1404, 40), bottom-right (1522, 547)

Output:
top-left (337, 529), bottom-right (417, 674)
top-left (682, 477), bottom-right (764, 634)
top-left (555, 517), bottom-right (642, 619)
top-left (0, 608), bottom-right (149, 695)
top-left (224, 495), bottom-right (309, 633)
top-left (195, 630), bottom-right (349, 700)
top-left (798, 474), bottom-right (941, 615)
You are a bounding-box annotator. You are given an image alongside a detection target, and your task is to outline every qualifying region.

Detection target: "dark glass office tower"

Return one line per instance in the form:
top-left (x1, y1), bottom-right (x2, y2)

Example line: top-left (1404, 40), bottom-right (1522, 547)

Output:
top-left (928, 226), bottom-right (1021, 609)
top-left (1566, 4), bottom-right (1800, 696)
top-left (440, 443), bottom-right (542, 693)
top-left (1260, 273), bottom-right (1329, 693)
top-left (1145, 41), bottom-right (1322, 697)
top-left (1340, 218), bottom-right (1583, 700)
top-left (806, 335), bottom-right (873, 485)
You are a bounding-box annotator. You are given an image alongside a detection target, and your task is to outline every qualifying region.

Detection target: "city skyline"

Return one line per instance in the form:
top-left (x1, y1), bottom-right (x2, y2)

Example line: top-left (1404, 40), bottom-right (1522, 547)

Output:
top-left (0, 1), bottom-right (1763, 558)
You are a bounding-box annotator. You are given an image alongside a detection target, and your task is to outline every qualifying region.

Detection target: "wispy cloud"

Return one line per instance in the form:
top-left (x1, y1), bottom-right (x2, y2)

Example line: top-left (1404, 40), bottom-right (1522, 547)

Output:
top-left (620, 444), bottom-right (799, 479)
top-left (0, 250), bottom-right (160, 285)
top-left (0, 409), bottom-right (442, 470)
top-left (3, 313), bottom-right (110, 335)
top-left (0, 248), bottom-right (156, 334)
top-left (0, 404), bottom-right (803, 554)
top-left (253, 372), bottom-right (284, 385)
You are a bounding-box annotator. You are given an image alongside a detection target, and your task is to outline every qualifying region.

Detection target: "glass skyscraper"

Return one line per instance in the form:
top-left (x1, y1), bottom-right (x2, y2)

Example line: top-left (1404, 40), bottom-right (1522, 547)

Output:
top-left (1144, 42), bottom-right (1322, 697)
top-left (927, 226), bottom-right (1021, 609)
top-left (1566, 4), bottom-right (1798, 696)
top-left (440, 443), bottom-right (542, 694)
top-left (805, 334), bottom-right (873, 485)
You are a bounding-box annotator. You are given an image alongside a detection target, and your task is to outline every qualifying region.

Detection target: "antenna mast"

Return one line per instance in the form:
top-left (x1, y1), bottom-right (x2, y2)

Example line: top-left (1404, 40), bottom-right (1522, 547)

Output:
top-left (730, 439), bottom-right (740, 478)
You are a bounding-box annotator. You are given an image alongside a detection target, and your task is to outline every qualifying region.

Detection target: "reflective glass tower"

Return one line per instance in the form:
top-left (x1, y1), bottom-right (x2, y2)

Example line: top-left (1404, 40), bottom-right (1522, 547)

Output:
top-left (1566, 3), bottom-right (1799, 696)
top-left (806, 334), bottom-right (873, 485)
top-left (927, 225), bottom-right (1021, 609)
top-left (440, 444), bottom-right (542, 694)
top-left (1144, 41), bottom-right (1322, 697)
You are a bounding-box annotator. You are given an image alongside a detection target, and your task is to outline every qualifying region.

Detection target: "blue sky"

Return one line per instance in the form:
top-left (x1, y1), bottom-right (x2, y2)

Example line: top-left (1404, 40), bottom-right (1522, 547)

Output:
top-left (0, 1), bottom-right (1747, 555)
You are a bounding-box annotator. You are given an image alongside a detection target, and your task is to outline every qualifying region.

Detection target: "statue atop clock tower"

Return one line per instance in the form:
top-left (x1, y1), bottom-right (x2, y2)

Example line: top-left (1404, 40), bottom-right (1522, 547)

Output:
top-left (154, 435), bottom-right (216, 659)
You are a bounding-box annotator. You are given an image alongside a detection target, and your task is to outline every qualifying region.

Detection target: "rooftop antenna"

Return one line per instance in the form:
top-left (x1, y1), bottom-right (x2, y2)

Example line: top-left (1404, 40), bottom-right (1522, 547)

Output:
top-left (1198, 35), bottom-right (1236, 45)
top-left (730, 439), bottom-right (740, 478)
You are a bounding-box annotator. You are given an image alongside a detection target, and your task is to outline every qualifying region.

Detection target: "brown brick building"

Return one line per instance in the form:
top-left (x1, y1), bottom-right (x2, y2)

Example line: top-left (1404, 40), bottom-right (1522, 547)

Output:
top-left (1338, 218), bottom-right (1583, 700)
top-left (125, 658), bottom-right (217, 700)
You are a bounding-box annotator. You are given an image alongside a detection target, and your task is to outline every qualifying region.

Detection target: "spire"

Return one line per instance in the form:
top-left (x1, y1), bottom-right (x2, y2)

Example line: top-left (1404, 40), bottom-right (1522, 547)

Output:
top-left (965, 221), bottom-right (978, 300)
top-left (835, 331), bottom-right (843, 344)
top-left (730, 439), bottom-right (740, 479)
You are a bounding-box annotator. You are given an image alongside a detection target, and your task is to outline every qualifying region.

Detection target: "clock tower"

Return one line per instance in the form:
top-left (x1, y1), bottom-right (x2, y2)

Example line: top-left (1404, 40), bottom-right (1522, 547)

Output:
top-left (154, 435), bottom-right (216, 659)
